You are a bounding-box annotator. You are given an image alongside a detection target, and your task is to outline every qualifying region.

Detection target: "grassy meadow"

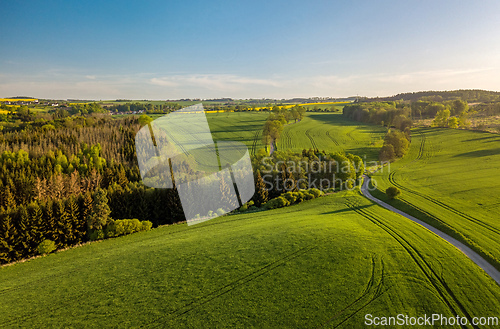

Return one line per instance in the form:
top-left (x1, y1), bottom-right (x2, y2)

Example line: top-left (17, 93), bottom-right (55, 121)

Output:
top-left (372, 127), bottom-right (500, 270)
top-left (206, 112), bottom-right (269, 155)
top-left (277, 113), bottom-right (387, 161)
top-left (1, 191), bottom-right (498, 328)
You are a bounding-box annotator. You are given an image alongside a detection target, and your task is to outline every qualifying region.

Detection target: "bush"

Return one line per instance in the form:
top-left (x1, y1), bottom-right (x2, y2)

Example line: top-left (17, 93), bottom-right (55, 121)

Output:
top-left (308, 188), bottom-right (323, 198)
top-left (89, 229), bottom-right (105, 241)
top-left (114, 218), bottom-right (142, 236)
top-left (386, 186), bottom-right (401, 199)
top-left (104, 219), bottom-right (152, 238)
top-left (104, 221), bottom-right (117, 238)
top-left (282, 191), bottom-right (298, 204)
top-left (262, 187), bottom-right (324, 212)
top-left (216, 208), bottom-right (226, 216)
top-left (265, 196), bottom-right (290, 210)
top-left (239, 200), bottom-right (255, 212)
top-left (302, 190), bottom-right (314, 200)
top-left (37, 239), bottom-right (56, 255)
top-left (141, 220), bottom-right (153, 231)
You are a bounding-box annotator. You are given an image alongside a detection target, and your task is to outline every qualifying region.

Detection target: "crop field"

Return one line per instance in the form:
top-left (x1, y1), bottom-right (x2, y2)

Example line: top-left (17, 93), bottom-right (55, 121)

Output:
top-left (152, 112), bottom-right (387, 161)
top-left (1, 190), bottom-right (498, 328)
top-left (0, 98), bottom-right (38, 102)
top-left (206, 112), bottom-right (269, 155)
top-left (277, 113), bottom-right (387, 161)
top-left (371, 127), bottom-right (500, 270)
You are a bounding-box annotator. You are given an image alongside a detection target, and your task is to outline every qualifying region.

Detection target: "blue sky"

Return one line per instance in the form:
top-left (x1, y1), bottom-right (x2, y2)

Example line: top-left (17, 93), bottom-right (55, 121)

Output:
top-left (1, 0), bottom-right (500, 99)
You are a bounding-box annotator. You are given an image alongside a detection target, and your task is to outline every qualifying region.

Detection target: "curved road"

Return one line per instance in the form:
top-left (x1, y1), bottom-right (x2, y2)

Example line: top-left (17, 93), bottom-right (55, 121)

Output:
top-left (361, 175), bottom-right (500, 285)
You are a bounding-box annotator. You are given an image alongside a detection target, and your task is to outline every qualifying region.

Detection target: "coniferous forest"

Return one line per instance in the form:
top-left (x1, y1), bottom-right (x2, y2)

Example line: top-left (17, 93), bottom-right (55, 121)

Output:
top-left (0, 115), bottom-right (186, 264)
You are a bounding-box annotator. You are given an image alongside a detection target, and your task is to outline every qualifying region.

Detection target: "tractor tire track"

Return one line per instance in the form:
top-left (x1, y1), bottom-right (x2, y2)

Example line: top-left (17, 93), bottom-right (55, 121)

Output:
top-left (315, 257), bottom-right (390, 329)
top-left (325, 130), bottom-right (340, 147)
top-left (362, 176), bottom-right (500, 286)
top-left (305, 129), bottom-right (318, 150)
top-left (346, 199), bottom-right (477, 329)
top-left (388, 171), bottom-right (500, 237)
top-left (344, 128), bottom-right (359, 145)
top-left (387, 130), bottom-right (500, 239)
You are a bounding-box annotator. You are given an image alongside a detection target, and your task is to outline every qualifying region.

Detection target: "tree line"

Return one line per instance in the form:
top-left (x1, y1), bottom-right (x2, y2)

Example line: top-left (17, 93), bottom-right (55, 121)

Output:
top-left (342, 102), bottom-right (412, 162)
top-left (261, 106), bottom-right (306, 152)
top-left (106, 102), bottom-right (182, 114)
top-left (363, 89), bottom-right (500, 103)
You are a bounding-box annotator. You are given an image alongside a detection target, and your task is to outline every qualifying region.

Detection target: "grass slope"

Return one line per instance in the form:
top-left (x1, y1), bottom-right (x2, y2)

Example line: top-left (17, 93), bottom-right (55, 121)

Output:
top-left (1, 191), bottom-right (498, 328)
top-left (206, 112), bottom-right (269, 156)
top-left (372, 127), bottom-right (500, 270)
top-left (278, 113), bottom-right (387, 161)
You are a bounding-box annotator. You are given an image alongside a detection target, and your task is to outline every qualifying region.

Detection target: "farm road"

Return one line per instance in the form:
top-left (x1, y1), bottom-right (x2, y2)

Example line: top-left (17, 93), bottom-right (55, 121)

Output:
top-left (361, 175), bottom-right (500, 286)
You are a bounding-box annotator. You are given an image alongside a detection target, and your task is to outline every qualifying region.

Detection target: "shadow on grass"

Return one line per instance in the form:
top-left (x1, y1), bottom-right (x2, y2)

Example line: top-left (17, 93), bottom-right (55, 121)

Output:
top-left (322, 203), bottom-right (374, 215)
top-left (452, 148), bottom-right (500, 158)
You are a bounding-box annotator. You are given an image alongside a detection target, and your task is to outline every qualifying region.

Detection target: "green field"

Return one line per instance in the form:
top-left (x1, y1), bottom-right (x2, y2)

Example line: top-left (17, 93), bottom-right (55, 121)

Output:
top-left (153, 112), bottom-right (387, 159)
top-left (1, 191), bottom-right (498, 328)
top-left (372, 127), bottom-right (500, 270)
top-left (278, 113), bottom-right (387, 161)
top-left (206, 112), bottom-right (269, 155)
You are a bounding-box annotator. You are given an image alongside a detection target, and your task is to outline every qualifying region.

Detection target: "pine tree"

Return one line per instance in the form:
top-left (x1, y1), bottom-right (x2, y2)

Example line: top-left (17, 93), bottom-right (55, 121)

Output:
top-left (65, 197), bottom-right (79, 245)
top-left (15, 206), bottom-right (32, 257)
top-left (77, 192), bottom-right (93, 242)
top-left (116, 166), bottom-right (129, 188)
top-left (0, 213), bottom-right (14, 264)
top-left (51, 173), bottom-right (65, 200)
top-left (28, 203), bottom-right (44, 251)
top-left (43, 200), bottom-right (57, 242)
top-left (66, 171), bottom-right (81, 196)
top-left (32, 177), bottom-right (47, 201)
top-left (280, 164), bottom-right (296, 192)
top-left (54, 200), bottom-right (70, 248)
top-left (2, 186), bottom-right (16, 210)
top-left (87, 188), bottom-right (111, 231)
top-left (103, 167), bottom-right (115, 187)
top-left (253, 170), bottom-right (268, 207)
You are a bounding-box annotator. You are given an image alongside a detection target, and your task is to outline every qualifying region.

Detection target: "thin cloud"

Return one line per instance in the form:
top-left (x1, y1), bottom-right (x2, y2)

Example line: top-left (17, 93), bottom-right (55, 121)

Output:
top-left (1, 68), bottom-right (500, 100)
top-left (150, 74), bottom-right (283, 92)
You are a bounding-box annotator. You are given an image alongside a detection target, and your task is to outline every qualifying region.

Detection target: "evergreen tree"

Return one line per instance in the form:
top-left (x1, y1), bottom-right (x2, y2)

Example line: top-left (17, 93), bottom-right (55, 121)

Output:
top-left (280, 164), bottom-right (296, 192)
top-left (28, 203), bottom-right (44, 251)
top-left (2, 186), bottom-right (16, 210)
top-left (116, 166), bottom-right (129, 188)
top-left (66, 171), bottom-right (81, 196)
top-left (0, 213), bottom-right (14, 263)
top-left (87, 188), bottom-right (112, 231)
top-left (43, 200), bottom-right (57, 242)
top-left (253, 170), bottom-right (269, 207)
top-left (15, 206), bottom-right (32, 257)
top-left (77, 192), bottom-right (93, 242)
top-left (65, 197), bottom-right (79, 245)
top-left (54, 200), bottom-right (69, 248)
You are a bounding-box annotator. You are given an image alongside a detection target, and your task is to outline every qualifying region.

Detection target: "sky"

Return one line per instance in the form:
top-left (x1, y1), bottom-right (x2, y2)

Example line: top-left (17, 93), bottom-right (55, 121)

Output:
top-left (1, 0), bottom-right (500, 100)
